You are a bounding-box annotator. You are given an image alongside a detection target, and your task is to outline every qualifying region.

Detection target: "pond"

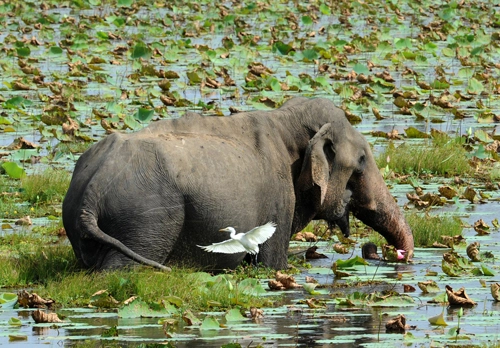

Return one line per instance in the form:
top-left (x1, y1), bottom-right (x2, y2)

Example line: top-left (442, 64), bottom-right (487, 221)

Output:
top-left (1, 0), bottom-right (500, 347)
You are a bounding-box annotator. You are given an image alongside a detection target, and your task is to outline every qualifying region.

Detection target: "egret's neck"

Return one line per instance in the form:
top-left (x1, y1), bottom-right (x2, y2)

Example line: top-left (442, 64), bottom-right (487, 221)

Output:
top-left (228, 227), bottom-right (236, 239)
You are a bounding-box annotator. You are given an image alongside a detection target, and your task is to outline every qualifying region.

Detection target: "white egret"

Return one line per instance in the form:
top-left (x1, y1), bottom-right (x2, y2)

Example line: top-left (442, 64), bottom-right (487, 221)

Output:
top-left (198, 222), bottom-right (276, 264)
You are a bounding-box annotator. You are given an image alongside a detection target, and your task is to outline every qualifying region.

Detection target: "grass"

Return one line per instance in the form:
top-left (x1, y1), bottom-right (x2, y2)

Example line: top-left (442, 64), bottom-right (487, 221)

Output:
top-left (20, 168), bottom-right (71, 204)
top-left (0, 168), bottom-right (70, 218)
top-left (377, 134), bottom-right (473, 177)
top-left (0, 240), bottom-right (275, 310)
top-left (406, 213), bottom-right (463, 248)
top-left (366, 212), bottom-right (463, 248)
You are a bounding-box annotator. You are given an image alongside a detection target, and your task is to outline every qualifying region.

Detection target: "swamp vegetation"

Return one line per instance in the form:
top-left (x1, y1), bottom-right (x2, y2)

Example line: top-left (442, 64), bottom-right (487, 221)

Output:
top-left (0, 0), bottom-right (500, 346)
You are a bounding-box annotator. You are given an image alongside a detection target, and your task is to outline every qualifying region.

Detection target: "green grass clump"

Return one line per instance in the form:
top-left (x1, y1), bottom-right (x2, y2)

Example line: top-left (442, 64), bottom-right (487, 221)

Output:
top-left (20, 168), bottom-right (71, 204)
top-left (0, 241), bottom-right (273, 310)
top-left (406, 213), bottom-right (463, 247)
top-left (366, 212), bottom-right (463, 248)
top-left (377, 134), bottom-right (472, 176)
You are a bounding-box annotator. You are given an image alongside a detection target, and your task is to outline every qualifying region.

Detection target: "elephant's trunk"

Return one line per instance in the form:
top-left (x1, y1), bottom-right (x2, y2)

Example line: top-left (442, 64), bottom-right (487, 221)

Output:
top-left (351, 160), bottom-right (414, 259)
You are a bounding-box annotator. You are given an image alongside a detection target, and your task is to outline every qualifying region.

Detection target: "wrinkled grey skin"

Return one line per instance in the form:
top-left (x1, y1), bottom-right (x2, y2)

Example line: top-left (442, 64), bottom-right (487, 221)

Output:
top-left (62, 97), bottom-right (414, 271)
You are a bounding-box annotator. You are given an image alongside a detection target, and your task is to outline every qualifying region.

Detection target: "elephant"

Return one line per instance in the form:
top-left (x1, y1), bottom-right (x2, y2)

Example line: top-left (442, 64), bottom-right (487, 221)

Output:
top-left (62, 97), bottom-right (414, 271)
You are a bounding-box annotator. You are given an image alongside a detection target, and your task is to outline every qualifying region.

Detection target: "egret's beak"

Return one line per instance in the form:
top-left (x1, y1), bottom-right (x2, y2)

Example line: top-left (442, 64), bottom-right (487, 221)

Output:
top-left (219, 227), bottom-right (230, 232)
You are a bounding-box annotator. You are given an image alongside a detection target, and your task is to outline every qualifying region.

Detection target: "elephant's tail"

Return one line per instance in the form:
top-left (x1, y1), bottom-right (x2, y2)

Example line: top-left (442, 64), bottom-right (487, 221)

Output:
top-left (79, 209), bottom-right (171, 271)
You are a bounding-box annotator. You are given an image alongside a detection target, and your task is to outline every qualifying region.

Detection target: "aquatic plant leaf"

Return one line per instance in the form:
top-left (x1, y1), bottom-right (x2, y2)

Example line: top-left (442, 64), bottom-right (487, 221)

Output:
top-left (492, 219), bottom-right (499, 228)
top-left (131, 42), bottom-right (151, 59)
top-left (163, 296), bottom-right (183, 308)
top-left (303, 283), bottom-right (320, 295)
top-left (8, 317), bottom-right (22, 326)
top-left (0, 293), bottom-right (18, 309)
top-left (118, 299), bottom-right (170, 318)
top-left (319, 3), bottom-right (331, 15)
top-left (442, 259), bottom-right (462, 277)
top-left (134, 108), bottom-right (154, 123)
top-left (353, 63), bottom-right (369, 75)
top-left (335, 256), bottom-right (369, 269)
top-left (467, 78), bottom-right (484, 95)
top-left (225, 308), bottom-right (246, 322)
top-left (49, 46), bottom-right (63, 55)
top-left (428, 311), bottom-right (448, 326)
top-left (302, 49), bottom-right (319, 61)
top-left (8, 335), bottom-right (27, 342)
top-left (417, 280), bottom-right (440, 293)
top-left (405, 127), bottom-right (429, 138)
top-left (367, 293), bottom-right (415, 307)
top-left (200, 316), bottom-right (220, 330)
top-left (1, 162), bottom-right (26, 179)
top-left (238, 278), bottom-right (266, 295)
top-left (480, 264), bottom-right (495, 276)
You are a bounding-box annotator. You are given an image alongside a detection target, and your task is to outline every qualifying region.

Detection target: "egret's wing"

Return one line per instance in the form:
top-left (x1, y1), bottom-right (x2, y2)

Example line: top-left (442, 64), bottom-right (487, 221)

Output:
top-left (197, 238), bottom-right (247, 254)
top-left (244, 222), bottom-right (277, 245)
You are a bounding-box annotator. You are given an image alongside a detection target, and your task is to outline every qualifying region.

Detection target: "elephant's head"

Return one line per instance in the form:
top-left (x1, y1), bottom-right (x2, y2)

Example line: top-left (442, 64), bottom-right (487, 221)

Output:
top-left (296, 121), bottom-right (414, 259)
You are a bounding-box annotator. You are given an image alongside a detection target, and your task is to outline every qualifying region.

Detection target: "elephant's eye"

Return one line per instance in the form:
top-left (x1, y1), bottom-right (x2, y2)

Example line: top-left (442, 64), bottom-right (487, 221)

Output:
top-left (355, 154), bottom-right (366, 173)
top-left (324, 143), bottom-right (336, 162)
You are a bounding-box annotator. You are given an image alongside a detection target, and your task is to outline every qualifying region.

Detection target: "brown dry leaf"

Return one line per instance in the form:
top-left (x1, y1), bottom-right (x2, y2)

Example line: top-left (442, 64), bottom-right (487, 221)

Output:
top-left (385, 314), bottom-right (406, 333)
top-left (305, 298), bottom-right (325, 308)
top-left (491, 283), bottom-right (500, 302)
top-left (432, 241), bottom-right (449, 248)
top-left (463, 186), bottom-right (476, 203)
top-left (15, 216), bottom-right (32, 226)
top-left (305, 276), bottom-right (318, 284)
top-left (205, 77), bottom-right (221, 89)
top-left (474, 219), bottom-right (490, 235)
top-left (440, 234), bottom-right (466, 248)
top-left (62, 117), bottom-right (79, 135)
top-left (12, 80), bottom-right (32, 90)
top-left (249, 307), bottom-right (264, 321)
top-left (438, 185), bottom-right (457, 199)
top-left (268, 279), bottom-right (286, 290)
top-left (32, 309), bottom-right (63, 323)
top-left (248, 62), bottom-right (273, 76)
top-left (123, 296), bottom-right (138, 305)
top-left (466, 242), bottom-right (481, 262)
top-left (333, 243), bottom-right (350, 254)
top-left (445, 285), bottom-right (477, 307)
top-left (305, 246), bottom-right (327, 259)
top-left (294, 231), bottom-right (317, 242)
top-left (403, 284), bottom-right (416, 293)
top-left (18, 290), bottom-right (55, 309)
top-left (90, 289), bottom-right (120, 308)
top-left (258, 97), bottom-right (276, 108)
top-left (387, 129), bottom-right (401, 140)
top-left (160, 95), bottom-right (176, 106)
top-left (406, 193), bottom-right (421, 202)
top-left (375, 70), bottom-right (395, 82)
top-left (274, 271), bottom-right (301, 289)
top-left (420, 192), bottom-right (445, 206)
top-left (417, 280), bottom-right (439, 293)
top-left (6, 137), bottom-right (39, 150)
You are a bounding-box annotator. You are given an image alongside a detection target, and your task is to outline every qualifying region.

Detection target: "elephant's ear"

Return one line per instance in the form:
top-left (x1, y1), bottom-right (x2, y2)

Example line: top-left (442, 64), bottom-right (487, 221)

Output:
top-left (299, 123), bottom-right (333, 205)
